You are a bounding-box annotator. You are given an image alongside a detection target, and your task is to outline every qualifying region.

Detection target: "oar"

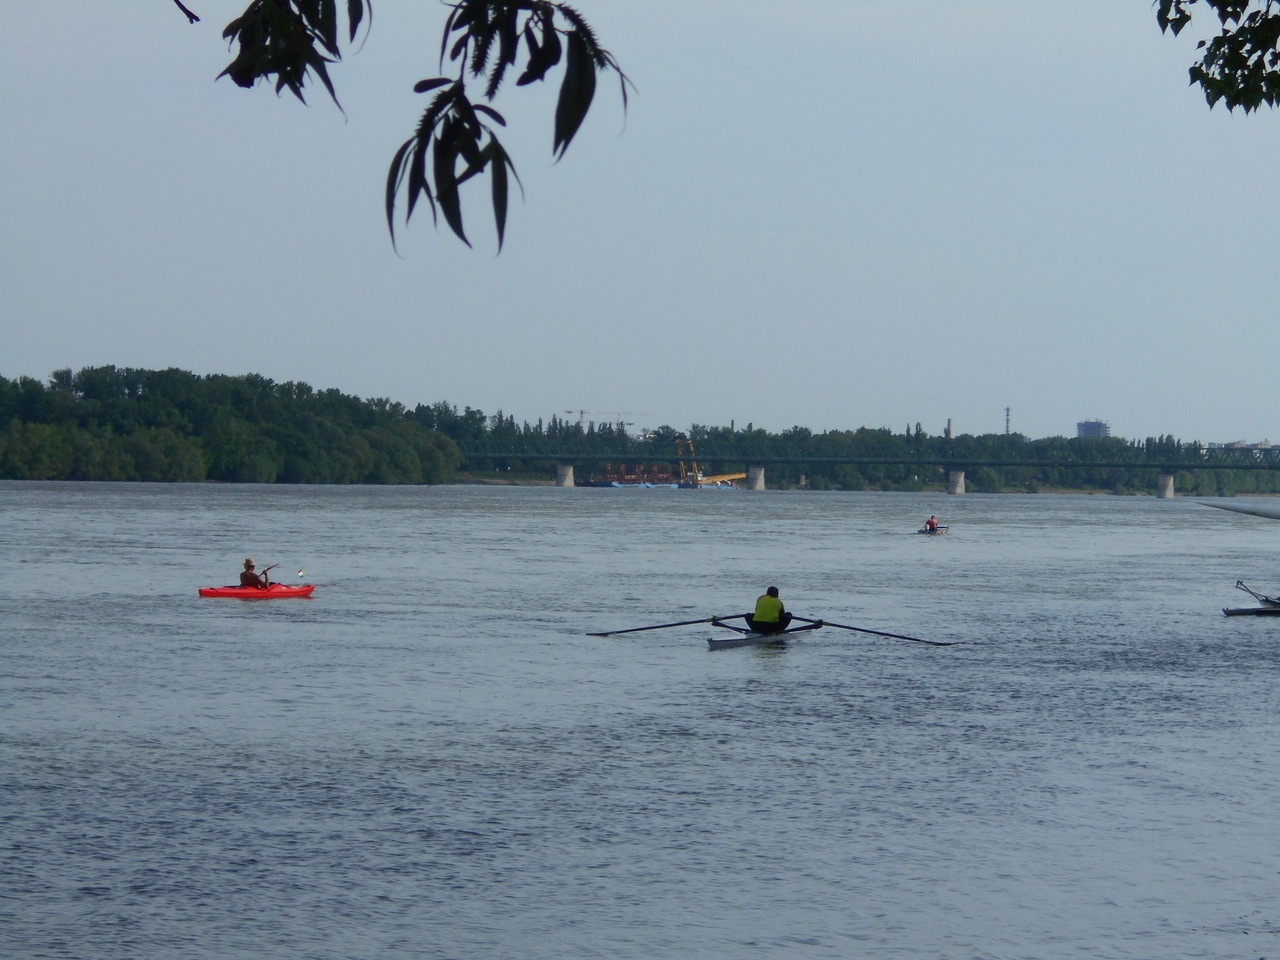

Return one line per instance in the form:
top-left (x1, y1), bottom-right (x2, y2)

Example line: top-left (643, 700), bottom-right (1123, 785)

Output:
top-left (792, 616), bottom-right (952, 647)
top-left (1237, 580), bottom-right (1280, 605)
top-left (588, 614), bottom-right (747, 637)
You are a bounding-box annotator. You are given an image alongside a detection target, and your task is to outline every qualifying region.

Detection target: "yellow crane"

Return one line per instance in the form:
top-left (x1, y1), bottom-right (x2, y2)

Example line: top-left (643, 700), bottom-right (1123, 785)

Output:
top-left (676, 437), bottom-right (747, 487)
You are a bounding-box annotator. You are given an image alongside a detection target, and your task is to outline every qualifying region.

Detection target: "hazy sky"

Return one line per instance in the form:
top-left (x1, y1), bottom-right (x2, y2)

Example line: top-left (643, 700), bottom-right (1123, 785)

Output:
top-left (2, 2), bottom-right (1276, 443)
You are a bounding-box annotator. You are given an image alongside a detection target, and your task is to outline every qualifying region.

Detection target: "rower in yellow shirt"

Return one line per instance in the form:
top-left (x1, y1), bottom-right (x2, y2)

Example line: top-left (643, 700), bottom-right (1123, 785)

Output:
top-left (745, 586), bottom-right (793, 634)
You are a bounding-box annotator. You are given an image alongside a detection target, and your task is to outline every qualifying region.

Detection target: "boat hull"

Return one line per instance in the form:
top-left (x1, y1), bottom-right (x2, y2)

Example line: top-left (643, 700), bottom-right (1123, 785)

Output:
top-left (199, 583), bottom-right (316, 599)
top-left (1223, 606), bottom-right (1280, 617)
top-left (707, 623), bottom-right (822, 649)
top-left (917, 526), bottom-right (949, 535)
top-left (579, 481), bottom-right (679, 488)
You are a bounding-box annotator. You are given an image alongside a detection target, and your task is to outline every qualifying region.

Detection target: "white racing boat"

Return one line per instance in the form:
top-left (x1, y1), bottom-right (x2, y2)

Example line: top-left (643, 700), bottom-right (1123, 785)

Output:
top-left (705, 619), bottom-right (824, 650)
top-left (588, 614), bottom-right (951, 648)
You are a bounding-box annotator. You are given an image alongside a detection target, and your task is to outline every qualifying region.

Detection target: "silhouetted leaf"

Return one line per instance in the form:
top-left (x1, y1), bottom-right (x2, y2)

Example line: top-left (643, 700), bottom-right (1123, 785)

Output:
top-left (385, 138), bottom-right (414, 249)
top-left (489, 142), bottom-right (510, 251)
top-left (314, 0), bottom-right (339, 57)
top-left (434, 127), bottom-right (469, 246)
top-left (554, 30), bottom-right (596, 159)
top-left (413, 77), bottom-right (452, 94)
top-left (518, 9), bottom-right (561, 85)
top-left (406, 135), bottom-right (429, 220)
top-left (347, 0), bottom-right (365, 43)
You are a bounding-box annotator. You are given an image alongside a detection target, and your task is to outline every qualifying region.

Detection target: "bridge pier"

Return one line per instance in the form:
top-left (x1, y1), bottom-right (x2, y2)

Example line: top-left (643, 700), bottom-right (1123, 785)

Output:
top-left (746, 465), bottom-right (766, 491)
top-left (1157, 473), bottom-right (1175, 499)
top-left (947, 469), bottom-right (966, 495)
top-left (555, 464), bottom-right (575, 487)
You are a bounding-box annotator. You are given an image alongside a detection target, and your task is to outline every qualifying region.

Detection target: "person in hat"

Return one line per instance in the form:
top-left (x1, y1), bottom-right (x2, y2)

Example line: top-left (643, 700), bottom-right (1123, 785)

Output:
top-left (239, 557), bottom-right (270, 589)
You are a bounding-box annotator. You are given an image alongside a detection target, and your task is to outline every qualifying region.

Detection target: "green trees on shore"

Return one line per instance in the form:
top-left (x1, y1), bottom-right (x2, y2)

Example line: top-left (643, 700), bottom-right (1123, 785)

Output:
top-left (0, 367), bottom-right (461, 484)
top-left (2, 366), bottom-right (1276, 494)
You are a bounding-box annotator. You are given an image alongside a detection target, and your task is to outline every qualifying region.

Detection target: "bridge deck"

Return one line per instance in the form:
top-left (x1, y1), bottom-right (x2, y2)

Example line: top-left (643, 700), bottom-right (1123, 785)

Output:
top-left (454, 443), bottom-right (1280, 471)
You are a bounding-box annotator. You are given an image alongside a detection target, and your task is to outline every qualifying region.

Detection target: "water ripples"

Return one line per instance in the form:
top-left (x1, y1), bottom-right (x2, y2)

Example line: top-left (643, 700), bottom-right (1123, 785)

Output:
top-left (3, 483), bottom-right (1278, 959)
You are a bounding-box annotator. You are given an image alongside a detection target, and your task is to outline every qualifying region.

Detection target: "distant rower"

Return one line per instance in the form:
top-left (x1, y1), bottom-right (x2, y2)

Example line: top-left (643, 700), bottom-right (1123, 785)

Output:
top-left (745, 586), bottom-right (793, 634)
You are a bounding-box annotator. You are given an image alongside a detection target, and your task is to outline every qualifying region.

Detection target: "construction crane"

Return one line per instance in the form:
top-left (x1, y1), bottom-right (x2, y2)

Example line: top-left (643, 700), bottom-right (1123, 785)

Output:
top-left (676, 437), bottom-right (747, 487)
top-left (563, 410), bottom-right (642, 432)
top-left (564, 409), bottom-right (640, 423)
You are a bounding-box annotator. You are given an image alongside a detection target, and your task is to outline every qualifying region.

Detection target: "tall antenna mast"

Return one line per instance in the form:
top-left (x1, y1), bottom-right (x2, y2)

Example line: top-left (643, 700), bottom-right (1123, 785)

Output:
top-left (1005, 407), bottom-right (1011, 434)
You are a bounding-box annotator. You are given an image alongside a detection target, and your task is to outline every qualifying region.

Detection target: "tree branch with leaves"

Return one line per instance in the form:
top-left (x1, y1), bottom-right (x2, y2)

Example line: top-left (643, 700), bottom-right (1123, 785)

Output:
top-left (1156, 0), bottom-right (1280, 111)
top-left (183, 0), bottom-right (1273, 252)
top-left (387, 2), bottom-right (629, 251)
top-left (209, 0), bottom-right (629, 251)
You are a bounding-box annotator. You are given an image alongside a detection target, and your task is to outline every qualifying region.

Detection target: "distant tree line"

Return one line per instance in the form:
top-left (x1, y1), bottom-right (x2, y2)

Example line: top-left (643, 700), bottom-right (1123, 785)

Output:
top-left (0, 367), bottom-right (461, 483)
top-left (3, 368), bottom-right (1276, 494)
top-left (415, 410), bottom-right (1279, 496)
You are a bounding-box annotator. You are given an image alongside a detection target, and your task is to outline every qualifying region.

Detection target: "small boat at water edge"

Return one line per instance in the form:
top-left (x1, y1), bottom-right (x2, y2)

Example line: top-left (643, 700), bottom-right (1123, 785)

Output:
top-left (199, 583), bottom-right (316, 599)
top-left (579, 481), bottom-right (679, 488)
top-left (1223, 580), bottom-right (1280, 616)
top-left (578, 480), bottom-right (741, 489)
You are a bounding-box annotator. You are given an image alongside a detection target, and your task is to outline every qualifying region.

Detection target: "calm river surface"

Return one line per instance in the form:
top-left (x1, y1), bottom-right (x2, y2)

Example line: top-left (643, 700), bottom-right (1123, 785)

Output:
top-left (3, 481), bottom-right (1277, 960)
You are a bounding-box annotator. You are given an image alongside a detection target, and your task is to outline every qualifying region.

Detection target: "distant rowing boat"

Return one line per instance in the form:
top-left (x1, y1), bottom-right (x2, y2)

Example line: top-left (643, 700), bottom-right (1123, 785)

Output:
top-left (917, 526), bottom-right (949, 535)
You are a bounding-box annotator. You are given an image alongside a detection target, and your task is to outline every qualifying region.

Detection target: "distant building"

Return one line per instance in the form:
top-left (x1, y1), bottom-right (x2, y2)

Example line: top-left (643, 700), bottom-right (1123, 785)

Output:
top-left (1077, 420), bottom-right (1110, 439)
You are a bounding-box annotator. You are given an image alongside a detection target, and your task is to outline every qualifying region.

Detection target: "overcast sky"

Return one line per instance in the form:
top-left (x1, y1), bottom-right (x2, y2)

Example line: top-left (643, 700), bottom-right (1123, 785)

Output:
top-left (2, 1), bottom-right (1276, 443)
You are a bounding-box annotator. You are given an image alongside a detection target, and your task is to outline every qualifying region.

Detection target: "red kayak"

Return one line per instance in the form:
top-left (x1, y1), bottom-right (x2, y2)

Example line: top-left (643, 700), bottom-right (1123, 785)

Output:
top-left (199, 583), bottom-right (316, 599)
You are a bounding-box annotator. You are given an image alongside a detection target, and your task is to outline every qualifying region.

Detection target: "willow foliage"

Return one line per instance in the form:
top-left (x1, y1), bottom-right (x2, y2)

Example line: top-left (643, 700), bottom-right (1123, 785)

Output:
top-left (179, 1), bottom-right (1276, 253)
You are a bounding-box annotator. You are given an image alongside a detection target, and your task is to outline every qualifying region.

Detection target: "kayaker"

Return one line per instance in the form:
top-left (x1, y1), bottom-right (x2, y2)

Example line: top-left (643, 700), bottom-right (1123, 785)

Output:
top-left (745, 586), bottom-right (792, 634)
top-left (239, 557), bottom-right (271, 589)
top-left (924, 516), bottom-right (939, 531)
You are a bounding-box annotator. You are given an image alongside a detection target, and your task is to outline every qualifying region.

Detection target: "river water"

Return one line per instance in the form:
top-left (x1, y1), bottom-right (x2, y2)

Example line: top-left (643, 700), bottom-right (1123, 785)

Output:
top-left (2, 481), bottom-right (1277, 960)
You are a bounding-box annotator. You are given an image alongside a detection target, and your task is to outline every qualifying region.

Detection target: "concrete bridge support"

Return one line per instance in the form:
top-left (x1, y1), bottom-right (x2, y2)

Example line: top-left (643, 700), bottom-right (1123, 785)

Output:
top-left (947, 470), bottom-right (966, 495)
top-left (555, 464), bottom-right (575, 487)
top-left (1157, 473), bottom-right (1175, 499)
top-left (746, 465), bottom-right (766, 491)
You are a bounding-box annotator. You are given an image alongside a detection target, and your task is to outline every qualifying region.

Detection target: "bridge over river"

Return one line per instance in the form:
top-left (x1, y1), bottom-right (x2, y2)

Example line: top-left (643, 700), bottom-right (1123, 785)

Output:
top-left (454, 441), bottom-right (1280, 496)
